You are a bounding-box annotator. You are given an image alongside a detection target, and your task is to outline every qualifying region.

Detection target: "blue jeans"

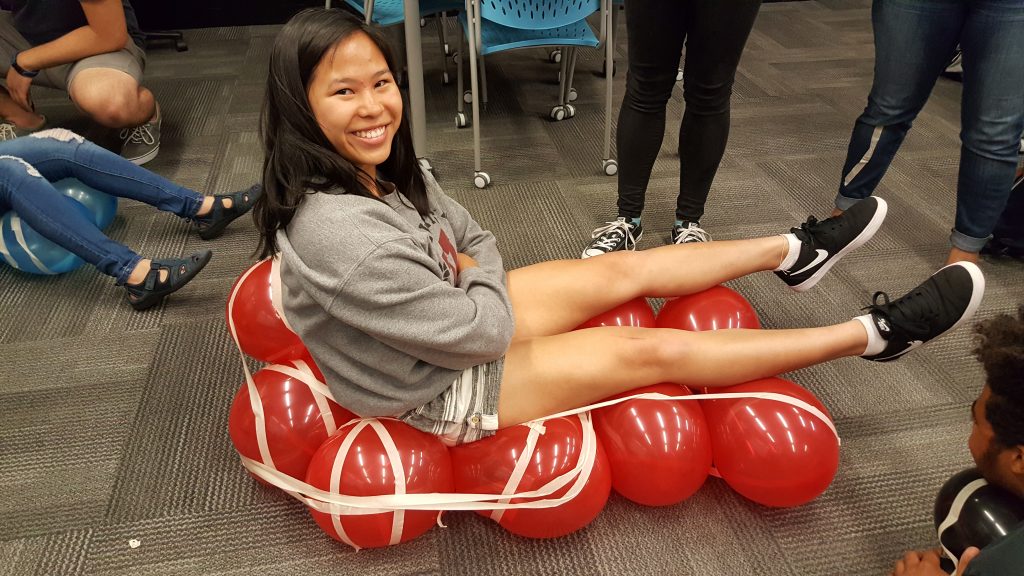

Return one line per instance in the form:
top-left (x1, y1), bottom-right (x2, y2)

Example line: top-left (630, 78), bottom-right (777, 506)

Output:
top-left (837, 0), bottom-right (1024, 252)
top-left (0, 130), bottom-right (203, 284)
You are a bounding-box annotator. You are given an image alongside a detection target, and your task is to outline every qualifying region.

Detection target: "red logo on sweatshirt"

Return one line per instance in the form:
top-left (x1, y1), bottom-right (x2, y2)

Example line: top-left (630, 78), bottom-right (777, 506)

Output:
top-left (437, 229), bottom-right (459, 283)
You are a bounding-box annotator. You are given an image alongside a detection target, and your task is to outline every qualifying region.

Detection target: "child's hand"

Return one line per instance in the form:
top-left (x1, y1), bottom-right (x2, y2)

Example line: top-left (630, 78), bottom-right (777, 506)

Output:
top-left (456, 253), bottom-right (478, 271)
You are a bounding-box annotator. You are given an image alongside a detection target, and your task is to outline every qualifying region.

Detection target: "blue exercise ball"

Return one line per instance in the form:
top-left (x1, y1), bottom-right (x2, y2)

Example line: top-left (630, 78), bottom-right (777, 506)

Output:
top-left (0, 199), bottom-right (95, 275)
top-left (52, 178), bottom-right (118, 230)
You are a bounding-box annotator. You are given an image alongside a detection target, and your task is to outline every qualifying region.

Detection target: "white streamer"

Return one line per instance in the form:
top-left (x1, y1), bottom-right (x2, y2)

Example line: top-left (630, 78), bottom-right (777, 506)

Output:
top-left (10, 214), bottom-right (53, 274)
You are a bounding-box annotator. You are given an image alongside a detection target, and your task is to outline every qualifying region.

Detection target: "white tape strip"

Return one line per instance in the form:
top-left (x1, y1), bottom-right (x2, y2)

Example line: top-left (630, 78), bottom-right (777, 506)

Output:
top-left (267, 362), bottom-right (340, 435)
top-left (490, 421), bottom-right (544, 523)
top-left (226, 260), bottom-right (274, 468)
top-left (936, 477), bottom-right (988, 569)
top-left (270, 256), bottom-right (297, 333)
top-left (329, 420), bottom-right (367, 550)
top-left (11, 214), bottom-right (53, 274)
top-left (369, 419), bottom-right (407, 545)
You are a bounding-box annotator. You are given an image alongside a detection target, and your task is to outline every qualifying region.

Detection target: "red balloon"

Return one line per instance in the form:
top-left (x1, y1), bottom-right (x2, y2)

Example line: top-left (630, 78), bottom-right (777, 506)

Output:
top-left (228, 360), bottom-right (356, 482)
top-left (305, 419), bottom-right (454, 549)
top-left (701, 377), bottom-right (838, 508)
top-left (576, 297), bottom-right (656, 329)
top-left (450, 416), bottom-right (611, 539)
top-left (656, 285), bottom-right (760, 331)
top-left (227, 257), bottom-right (307, 363)
top-left (593, 383), bottom-right (712, 506)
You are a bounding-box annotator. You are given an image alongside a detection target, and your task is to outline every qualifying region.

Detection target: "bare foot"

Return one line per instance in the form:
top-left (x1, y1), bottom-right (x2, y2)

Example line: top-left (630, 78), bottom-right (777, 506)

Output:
top-left (126, 259), bottom-right (168, 285)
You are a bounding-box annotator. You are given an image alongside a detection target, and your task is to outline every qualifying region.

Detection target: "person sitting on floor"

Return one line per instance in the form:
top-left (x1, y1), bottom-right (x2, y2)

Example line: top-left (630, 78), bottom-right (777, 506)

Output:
top-left (0, 129), bottom-right (260, 310)
top-left (0, 0), bottom-right (163, 164)
top-left (251, 9), bottom-right (987, 446)
top-left (889, 308), bottom-right (1024, 576)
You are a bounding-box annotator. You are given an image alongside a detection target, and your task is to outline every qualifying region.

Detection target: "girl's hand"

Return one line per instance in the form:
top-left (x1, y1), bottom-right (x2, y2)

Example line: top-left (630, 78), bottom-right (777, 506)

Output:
top-left (456, 253), bottom-right (478, 271)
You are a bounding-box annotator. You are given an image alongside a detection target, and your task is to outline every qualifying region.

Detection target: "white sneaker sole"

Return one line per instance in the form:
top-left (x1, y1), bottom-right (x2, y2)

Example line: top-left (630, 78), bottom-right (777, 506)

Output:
top-left (126, 144), bottom-right (160, 166)
top-left (581, 231), bottom-right (643, 259)
top-left (790, 197), bottom-right (889, 292)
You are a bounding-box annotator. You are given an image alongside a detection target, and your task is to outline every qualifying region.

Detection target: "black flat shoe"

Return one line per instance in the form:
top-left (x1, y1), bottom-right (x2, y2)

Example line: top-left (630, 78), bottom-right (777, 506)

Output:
top-left (124, 250), bottom-right (212, 310)
top-left (193, 184), bottom-right (262, 240)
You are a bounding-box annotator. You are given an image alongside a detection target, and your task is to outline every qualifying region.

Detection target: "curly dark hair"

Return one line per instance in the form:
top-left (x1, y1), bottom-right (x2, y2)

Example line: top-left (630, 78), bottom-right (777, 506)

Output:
top-left (974, 306), bottom-right (1024, 449)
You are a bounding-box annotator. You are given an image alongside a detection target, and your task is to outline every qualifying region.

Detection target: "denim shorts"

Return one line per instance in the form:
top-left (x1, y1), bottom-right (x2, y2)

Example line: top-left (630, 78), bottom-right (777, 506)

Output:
top-left (398, 359), bottom-right (503, 446)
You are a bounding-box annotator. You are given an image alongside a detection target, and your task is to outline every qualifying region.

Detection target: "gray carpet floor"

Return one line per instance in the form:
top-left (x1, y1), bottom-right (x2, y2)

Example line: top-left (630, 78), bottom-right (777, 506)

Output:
top-left (2, 1), bottom-right (1023, 574)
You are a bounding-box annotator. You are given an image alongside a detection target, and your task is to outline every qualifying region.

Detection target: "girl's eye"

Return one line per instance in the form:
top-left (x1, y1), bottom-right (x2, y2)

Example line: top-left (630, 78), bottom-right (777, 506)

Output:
top-left (335, 88), bottom-right (353, 96)
top-left (375, 79), bottom-right (390, 89)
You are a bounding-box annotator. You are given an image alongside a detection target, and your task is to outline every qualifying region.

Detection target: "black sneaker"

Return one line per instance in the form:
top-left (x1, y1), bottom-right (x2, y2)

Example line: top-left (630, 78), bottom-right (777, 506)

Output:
top-left (776, 197), bottom-right (888, 292)
top-left (981, 237), bottom-right (1024, 261)
top-left (582, 217), bottom-right (642, 259)
top-left (671, 221), bottom-right (711, 245)
top-left (862, 262), bottom-right (985, 362)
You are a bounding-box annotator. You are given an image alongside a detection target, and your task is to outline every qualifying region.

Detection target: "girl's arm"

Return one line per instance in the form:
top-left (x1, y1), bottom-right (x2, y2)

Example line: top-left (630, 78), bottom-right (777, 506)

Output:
top-left (326, 236), bottom-right (514, 370)
top-left (424, 172), bottom-right (506, 280)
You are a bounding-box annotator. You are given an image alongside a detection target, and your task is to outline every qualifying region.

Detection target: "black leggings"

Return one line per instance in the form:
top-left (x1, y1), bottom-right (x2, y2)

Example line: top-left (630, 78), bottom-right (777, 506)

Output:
top-left (616, 0), bottom-right (762, 222)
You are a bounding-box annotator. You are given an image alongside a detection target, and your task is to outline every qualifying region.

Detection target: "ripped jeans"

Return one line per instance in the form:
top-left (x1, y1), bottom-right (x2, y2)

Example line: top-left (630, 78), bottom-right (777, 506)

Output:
top-left (0, 129), bottom-right (204, 284)
top-left (837, 0), bottom-right (1024, 252)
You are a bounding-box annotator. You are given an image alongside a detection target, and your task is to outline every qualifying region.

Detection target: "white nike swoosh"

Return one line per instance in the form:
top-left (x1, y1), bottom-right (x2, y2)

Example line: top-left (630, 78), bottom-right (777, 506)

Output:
top-left (790, 249), bottom-right (830, 276)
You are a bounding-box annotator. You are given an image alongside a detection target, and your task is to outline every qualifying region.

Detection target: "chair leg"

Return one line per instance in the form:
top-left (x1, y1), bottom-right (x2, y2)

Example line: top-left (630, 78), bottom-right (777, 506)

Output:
top-left (436, 13), bottom-right (451, 85)
top-left (455, 18), bottom-right (468, 128)
top-left (467, 0), bottom-right (488, 187)
top-left (602, 1), bottom-right (617, 175)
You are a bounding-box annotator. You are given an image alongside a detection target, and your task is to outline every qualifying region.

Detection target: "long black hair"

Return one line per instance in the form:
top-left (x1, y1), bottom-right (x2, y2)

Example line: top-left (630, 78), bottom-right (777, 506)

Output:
top-left (255, 8), bottom-right (428, 258)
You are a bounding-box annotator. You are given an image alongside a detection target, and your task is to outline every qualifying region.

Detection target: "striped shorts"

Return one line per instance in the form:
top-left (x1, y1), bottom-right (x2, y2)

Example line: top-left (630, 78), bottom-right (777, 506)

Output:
top-left (398, 358), bottom-right (503, 446)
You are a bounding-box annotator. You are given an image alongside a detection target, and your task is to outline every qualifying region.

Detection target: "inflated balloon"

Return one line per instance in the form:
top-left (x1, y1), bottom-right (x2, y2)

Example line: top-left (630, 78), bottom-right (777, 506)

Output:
top-left (228, 359), bottom-right (356, 482)
top-left (702, 377), bottom-right (838, 508)
top-left (593, 383), bottom-right (712, 506)
top-left (576, 297), bottom-right (656, 329)
top-left (227, 257), bottom-right (307, 363)
top-left (52, 178), bottom-right (118, 230)
top-left (0, 202), bottom-right (93, 275)
top-left (450, 415), bottom-right (611, 539)
top-left (305, 418), bottom-right (454, 550)
top-left (656, 285), bottom-right (760, 332)
top-left (935, 467), bottom-right (1024, 569)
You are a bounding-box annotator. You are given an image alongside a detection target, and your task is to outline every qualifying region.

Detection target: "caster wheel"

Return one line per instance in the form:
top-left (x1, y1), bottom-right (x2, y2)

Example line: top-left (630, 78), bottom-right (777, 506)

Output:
top-left (455, 112), bottom-right (468, 128)
top-left (473, 172), bottom-right (490, 189)
top-left (676, 68), bottom-right (683, 82)
top-left (564, 104), bottom-right (576, 118)
top-left (420, 18), bottom-right (427, 27)
top-left (463, 90), bottom-right (473, 104)
top-left (567, 87), bottom-right (578, 102)
top-left (451, 51), bottom-right (460, 64)
top-left (549, 49), bottom-right (562, 64)
top-left (442, 72), bottom-right (450, 85)
top-left (602, 159), bottom-right (618, 176)
top-left (444, 42), bottom-right (450, 56)
top-left (550, 106), bottom-right (566, 121)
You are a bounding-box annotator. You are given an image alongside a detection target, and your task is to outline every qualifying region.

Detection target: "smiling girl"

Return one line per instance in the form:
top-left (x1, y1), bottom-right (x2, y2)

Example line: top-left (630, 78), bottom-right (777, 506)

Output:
top-left (254, 9), bottom-right (984, 446)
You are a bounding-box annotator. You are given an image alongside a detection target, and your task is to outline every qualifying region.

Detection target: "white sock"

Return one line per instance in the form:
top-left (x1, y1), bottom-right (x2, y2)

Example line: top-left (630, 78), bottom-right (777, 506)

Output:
top-left (773, 233), bottom-right (802, 271)
top-left (854, 314), bottom-right (886, 356)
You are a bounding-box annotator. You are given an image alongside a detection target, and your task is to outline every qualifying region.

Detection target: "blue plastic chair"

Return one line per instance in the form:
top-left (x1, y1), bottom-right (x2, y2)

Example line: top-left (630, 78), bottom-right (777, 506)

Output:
top-left (457, 0), bottom-right (615, 188)
top-left (340, 0), bottom-right (464, 85)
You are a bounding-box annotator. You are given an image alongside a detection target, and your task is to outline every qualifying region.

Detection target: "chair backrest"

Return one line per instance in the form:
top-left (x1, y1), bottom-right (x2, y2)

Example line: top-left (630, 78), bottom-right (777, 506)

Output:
top-left (479, 0), bottom-right (600, 31)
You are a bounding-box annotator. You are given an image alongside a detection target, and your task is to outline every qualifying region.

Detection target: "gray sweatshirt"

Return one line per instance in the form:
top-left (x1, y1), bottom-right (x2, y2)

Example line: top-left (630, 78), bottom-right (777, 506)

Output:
top-left (276, 172), bottom-right (514, 417)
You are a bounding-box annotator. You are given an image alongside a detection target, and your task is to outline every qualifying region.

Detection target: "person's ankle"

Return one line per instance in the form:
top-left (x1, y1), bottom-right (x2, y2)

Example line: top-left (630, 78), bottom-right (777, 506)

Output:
top-left (946, 247), bottom-right (979, 266)
top-left (126, 259), bottom-right (168, 285)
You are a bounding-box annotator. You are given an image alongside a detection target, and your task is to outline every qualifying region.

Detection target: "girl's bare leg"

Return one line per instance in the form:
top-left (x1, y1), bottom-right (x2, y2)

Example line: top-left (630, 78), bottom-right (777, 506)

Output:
top-left (506, 236), bottom-right (788, 340)
top-left (497, 320), bottom-right (867, 426)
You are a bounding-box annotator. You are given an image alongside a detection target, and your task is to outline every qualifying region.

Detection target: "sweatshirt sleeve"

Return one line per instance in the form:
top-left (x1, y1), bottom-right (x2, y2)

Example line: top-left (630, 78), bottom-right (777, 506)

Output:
top-left (425, 172), bottom-right (506, 279)
top-left (326, 235), bottom-right (514, 370)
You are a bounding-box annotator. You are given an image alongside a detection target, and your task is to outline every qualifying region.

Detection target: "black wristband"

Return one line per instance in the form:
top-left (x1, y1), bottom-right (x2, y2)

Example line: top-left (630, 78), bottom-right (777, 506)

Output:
top-left (10, 52), bottom-right (39, 78)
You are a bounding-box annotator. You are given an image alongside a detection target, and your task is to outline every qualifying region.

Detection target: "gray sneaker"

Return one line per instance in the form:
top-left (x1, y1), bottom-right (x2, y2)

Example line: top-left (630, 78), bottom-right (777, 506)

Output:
top-left (120, 113), bottom-right (161, 165)
top-left (0, 116), bottom-right (46, 142)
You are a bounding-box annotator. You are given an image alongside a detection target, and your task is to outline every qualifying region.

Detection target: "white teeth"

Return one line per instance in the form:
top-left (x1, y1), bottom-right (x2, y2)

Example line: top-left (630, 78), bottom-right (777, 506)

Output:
top-left (354, 126), bottom-right (386, 139)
